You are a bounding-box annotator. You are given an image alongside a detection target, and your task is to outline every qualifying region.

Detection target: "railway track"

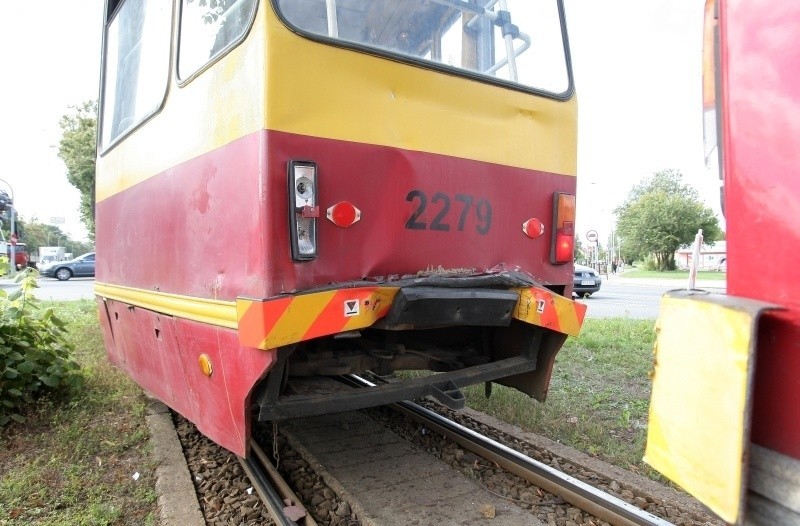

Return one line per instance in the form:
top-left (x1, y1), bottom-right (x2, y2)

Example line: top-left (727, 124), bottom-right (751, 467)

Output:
top-left (347, 374), bottom-right (672, 526)
top-left (237, 440), bottom-right (317, 526)
top-left (176, 377), bottom-right (720, 525)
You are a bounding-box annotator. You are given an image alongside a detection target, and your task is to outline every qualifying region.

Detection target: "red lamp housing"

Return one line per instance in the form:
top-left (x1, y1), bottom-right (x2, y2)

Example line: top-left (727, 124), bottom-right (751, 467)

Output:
top-left (326, 201), bottom-right (361, 228)
top-left (550, 192), bottom-right (575, 264)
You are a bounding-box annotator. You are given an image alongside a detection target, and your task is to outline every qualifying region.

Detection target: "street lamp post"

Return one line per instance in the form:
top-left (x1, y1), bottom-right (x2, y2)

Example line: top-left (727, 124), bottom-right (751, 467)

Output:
top-left (0, 179), bottom-right (15, 277)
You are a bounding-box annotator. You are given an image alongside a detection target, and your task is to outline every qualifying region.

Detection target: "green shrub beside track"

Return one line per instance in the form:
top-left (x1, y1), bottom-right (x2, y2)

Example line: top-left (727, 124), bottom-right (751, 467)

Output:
top-left (0, 297), bottom-right (156, 525)
top-left (0, 271), bottom-right (82, 425)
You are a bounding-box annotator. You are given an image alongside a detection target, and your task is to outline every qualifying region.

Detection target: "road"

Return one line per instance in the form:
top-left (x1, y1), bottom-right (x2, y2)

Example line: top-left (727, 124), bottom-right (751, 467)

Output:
top-left (1, 277), bottom-right (96, 301)
top-left (578, 277), bottom-right (727, 319)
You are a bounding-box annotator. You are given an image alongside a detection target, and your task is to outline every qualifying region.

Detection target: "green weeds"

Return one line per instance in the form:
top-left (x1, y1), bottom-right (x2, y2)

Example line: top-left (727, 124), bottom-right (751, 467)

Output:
top-left (465, 318), bottom-right (660, 476)
top-left (0, 271), bottom-right (83, 425)
top-left (0, 298), bottom-right (156, 525)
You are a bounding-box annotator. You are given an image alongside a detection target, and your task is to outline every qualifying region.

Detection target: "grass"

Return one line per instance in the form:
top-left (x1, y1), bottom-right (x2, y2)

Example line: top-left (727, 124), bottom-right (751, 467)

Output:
top-left (621, 269), bottom-right (726, 280)
top-left (464, 318), bottom-right (660, 477)
top-left (0, 299), bottom-right (157, 526)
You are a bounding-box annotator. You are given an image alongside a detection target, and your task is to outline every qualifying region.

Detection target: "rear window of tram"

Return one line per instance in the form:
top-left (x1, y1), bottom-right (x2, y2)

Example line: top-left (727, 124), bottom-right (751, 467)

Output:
top-left (101, 0), bottom-right (172, 147)
top-left (273, 0), bottom-right (570, 96)
top-left (178, 0), bottom-right (259, 79)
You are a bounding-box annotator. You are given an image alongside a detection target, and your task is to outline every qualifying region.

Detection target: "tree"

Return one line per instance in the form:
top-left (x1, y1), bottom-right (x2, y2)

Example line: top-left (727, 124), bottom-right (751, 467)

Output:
top-left (57, 101), bottom-right (97, 239)
top-left (574, 237), bottom-right (587, 263)
top-left (2, 217), bottom-right (93, 261)
top-left (615, 170), bottom-right (721, 271)
top-left (7, 218), bottom-right (62, 254)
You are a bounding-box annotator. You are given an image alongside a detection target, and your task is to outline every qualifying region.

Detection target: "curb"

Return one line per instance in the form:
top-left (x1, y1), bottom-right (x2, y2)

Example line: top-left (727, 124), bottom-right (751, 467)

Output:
top-left (145, 398), bottom-right (205, 526)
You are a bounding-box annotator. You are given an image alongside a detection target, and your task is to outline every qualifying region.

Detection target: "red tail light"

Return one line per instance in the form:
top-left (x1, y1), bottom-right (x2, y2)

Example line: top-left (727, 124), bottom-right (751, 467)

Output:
top-left (551, 193), bottom-right (575, 264)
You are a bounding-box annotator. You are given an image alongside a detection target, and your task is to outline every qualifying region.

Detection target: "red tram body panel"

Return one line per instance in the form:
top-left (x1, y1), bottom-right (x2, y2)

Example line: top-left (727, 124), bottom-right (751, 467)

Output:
top-left (720, 0), bottom-right (800, 460)
top-left (645, 1), bottom-right (800, 523)
top-left (96, 0), bottom-right (584, 457)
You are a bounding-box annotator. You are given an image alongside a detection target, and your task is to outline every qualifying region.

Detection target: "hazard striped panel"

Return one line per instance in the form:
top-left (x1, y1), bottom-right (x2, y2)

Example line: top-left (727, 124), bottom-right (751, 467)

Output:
top-left (237, 285), bottom-right (586, 350)
top-left (237, 287), bottom-right (400, 349)
top-left (512, 287), bottom-right (586, 337)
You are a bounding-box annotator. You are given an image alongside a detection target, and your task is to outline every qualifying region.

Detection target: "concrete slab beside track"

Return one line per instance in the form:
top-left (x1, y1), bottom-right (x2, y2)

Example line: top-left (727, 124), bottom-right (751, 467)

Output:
top-left (281, 411), bottom-right (545, 525)
top-left (145, 398), bottom-right (206, 526)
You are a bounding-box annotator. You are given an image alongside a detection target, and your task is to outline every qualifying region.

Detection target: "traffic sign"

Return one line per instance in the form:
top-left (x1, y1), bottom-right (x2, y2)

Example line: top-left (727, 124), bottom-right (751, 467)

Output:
top-left (586, 230), bottom-right (598, 243)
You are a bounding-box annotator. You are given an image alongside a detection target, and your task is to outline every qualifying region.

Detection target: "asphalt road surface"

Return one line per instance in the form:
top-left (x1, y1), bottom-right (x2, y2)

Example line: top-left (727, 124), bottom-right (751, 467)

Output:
top-left (1, 277), bottom-right (96, 301)
top-left (578, 278), bottom-right (727, 319)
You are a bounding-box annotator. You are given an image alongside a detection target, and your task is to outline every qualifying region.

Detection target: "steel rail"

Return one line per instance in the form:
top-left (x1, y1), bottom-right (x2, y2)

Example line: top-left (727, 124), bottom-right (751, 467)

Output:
top-left (346, 374), bottom-right (673, 526)
top-left (251, 441), bottom-right (319, 526)
top-left (238, 444), bottom-right (299, 526)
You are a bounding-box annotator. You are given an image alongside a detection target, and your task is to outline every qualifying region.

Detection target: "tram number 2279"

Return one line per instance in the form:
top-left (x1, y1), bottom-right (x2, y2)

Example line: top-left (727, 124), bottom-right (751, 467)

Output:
top-left (405, 190), bottom-right (492, 235)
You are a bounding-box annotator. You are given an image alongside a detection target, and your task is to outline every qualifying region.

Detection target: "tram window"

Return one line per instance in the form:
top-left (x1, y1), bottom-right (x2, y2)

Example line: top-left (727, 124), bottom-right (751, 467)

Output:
top-left (273, 0), bottom-right (570, 96)
top-left (100, 0), bottom-right (172, 147)
top-left (178, 0), bottom-right (259, 80)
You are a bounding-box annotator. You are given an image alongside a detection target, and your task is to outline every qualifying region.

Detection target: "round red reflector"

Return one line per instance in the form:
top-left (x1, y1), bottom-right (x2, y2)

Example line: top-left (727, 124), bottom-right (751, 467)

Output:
top-left (327, 201), bottom-right (361, 227)
top-left (522, 218), bottom-right (544, 239)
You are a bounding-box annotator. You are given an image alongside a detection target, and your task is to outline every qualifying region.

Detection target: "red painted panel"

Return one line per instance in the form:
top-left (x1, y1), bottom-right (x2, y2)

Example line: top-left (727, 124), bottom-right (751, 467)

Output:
top-left (98, 299), bottom-right (275, 456)
top-left (95, 132), bottom-right (269, 301)
top-left (97, 130), bottom-right (576, 302)
top-left (720, 0), bottom-right (800, 458)
top-left (264, 130), bottom-right (577, 295)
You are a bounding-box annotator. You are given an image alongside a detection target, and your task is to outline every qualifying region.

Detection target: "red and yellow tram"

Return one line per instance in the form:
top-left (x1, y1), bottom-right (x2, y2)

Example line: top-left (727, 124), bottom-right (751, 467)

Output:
top-left (96, 0), bottom-right (584, 456)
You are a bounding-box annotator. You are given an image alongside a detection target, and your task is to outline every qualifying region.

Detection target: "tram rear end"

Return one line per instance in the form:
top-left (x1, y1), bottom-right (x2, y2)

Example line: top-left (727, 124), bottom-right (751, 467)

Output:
top-left (96, 0), bottom-right (584, 456)
top-left (645, 1), bottom-right (800, 523)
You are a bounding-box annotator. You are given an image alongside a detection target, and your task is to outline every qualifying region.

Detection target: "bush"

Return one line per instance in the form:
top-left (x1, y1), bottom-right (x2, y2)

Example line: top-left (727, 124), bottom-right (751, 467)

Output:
top-left (0, 269), bottom-right (82, 425)
top-left (640, 255), bottom-right (659, 271)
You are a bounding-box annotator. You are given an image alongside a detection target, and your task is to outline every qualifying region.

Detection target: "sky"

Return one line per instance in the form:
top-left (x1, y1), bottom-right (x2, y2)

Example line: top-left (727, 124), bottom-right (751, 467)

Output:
top-left (565, 0), bottom-right (720, 243)
top-left (0, 0), bottom-right (104, 242)
top-left (0, 0), bottom-right (719, 246)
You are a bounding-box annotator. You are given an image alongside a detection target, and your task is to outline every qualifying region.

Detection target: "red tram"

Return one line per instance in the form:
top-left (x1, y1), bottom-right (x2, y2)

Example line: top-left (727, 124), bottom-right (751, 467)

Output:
top-left (645, 1), bottom-right (800, 523)
top-left (95, 0), bottom-right (585, 456)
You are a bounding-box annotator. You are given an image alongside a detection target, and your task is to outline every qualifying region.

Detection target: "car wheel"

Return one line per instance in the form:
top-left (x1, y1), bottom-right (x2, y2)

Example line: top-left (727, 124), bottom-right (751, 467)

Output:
top-left (55, 268), bottom-right (72, 281)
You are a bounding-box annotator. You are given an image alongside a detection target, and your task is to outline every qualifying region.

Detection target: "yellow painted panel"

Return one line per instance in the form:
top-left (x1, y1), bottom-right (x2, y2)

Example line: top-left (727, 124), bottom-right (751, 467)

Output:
top-left (512, 287), bottom-right (585, 336)
top-left (552, 296), bottom-right (583, 336)
top-left (95, 282), bottom-right (238, 329)
top-left (644, 291), bottom-right (774, 524)
top-left (513, 288), bottom-right (543, 327)
top-left (264, 11), bottom-right (577, 177)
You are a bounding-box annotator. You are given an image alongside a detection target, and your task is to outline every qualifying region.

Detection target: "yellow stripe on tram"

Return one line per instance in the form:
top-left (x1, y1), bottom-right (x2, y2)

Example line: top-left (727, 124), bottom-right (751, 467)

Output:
top-left (94, 282), bottom-right (239, 330)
